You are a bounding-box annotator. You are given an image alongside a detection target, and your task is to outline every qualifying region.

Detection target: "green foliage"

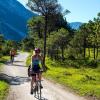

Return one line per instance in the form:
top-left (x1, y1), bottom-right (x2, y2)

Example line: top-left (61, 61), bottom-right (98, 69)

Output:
top-left (47, 28), bottom-right (70, 60)
top-left (0, 56), bottom-right (9, 66)
top-left (48, 28), bottom-right (69, 46)
top-left (67, 55), bottom-right (76, 60)
top-left (26, 53), bottom-right (32, 67)
top-left (27, 16), bottom-right (44, 38)
top-left (0, 39), bottom-right (20, 56)
top-left (86, 60), bottom-right (98, 68)
top-left (0, 81), bottom-right (9, 100)
top-left (22, 37), bottom-right (35, 51)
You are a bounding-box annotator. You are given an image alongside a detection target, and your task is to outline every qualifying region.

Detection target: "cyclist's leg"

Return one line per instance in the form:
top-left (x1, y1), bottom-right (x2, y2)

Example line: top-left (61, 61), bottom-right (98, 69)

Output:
top-left (38, 72), bottom-right (42, 81)
top-left (38, 72), bottom-right (43, 88)
top-left (30, 75), bottom-right (36, 94)
top-left (31, 75), bottom-right (35, 89)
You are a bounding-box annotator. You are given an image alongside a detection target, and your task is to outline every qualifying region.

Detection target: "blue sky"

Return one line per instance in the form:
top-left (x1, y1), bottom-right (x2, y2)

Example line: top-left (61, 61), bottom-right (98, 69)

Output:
top-left (18, 0), bottom-right (100, 22)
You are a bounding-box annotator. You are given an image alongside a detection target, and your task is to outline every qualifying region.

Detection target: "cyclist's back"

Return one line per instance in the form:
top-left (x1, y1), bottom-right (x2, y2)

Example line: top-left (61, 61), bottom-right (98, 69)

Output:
top-left (10, 48), bottom-right (16, 63)
top-left (30, 48), bottom-right (43, 94)
top-left (10, 49), bottom-right (16, 56)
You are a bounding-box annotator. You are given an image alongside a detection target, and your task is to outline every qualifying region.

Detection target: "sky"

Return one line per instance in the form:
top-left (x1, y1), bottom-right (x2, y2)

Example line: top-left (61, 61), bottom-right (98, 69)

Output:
top-left (17, 0), bottom-right (100, 23)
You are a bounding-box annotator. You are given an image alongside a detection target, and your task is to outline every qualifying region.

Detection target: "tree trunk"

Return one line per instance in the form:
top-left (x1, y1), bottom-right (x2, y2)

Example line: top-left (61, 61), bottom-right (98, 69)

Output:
top-left (83, 38), bottom-right (86, 59)
top-left (94, 44), bottom-right (96, 60)
top-left (96, 43), bottom-right (98, 59)
top-left (61, 46), bottom-right (64, 61)
top-left (88, 48), bottom-right (90, 58)
top-left (43, 15), bottom-right (47, 67)
top-left (57, 47), bottom-right (59, 60)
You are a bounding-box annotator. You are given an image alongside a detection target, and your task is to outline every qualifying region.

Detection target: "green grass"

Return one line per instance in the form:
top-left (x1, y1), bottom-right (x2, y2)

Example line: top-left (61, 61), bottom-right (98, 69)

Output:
top-left (0, 56), bottom-right (9, 71)
top-left (0, 81), bottom-right (9, 100)
top-left (0, 56), bottom-right (9, 65)
top-left (26, 51), bottom-right (33, 67)
top-left (0, 56), bottom-right (10, 100)
top-left (43, 58), bottom-right (100, 99)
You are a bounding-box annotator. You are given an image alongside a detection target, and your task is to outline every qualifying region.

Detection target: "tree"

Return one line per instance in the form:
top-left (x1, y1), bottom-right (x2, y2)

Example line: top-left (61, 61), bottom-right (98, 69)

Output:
top-left (27, 16), bottom-right (44, 38)
top-left (93, 13), bottom-right (100, 59)
top-left (27, 0), bottom-right (63, 66)
top-left (22, 37), bottom-right (35, 51)
top-left (47, 28), bottom-right (69, 60)
top-left (79, 23), bottom-right (89, 59)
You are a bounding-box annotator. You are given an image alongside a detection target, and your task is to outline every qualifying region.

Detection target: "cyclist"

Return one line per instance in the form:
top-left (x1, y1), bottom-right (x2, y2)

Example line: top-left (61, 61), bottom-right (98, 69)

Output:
top-left (10, 48), bottom-right (16, 63)
top-left (30, 48), bottom-right (43, 94)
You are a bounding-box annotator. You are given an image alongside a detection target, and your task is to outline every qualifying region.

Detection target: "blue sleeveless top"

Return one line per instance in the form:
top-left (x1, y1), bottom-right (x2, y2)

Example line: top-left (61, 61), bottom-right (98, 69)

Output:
top-left (32, 59), bottom-right (40, 65)
top-left (32, 57), bottom-right (40, 66)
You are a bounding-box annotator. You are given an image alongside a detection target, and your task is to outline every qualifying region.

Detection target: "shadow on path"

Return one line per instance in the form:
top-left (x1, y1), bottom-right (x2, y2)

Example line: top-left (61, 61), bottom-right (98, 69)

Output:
top-left (34, 95), bottom-right (48, 100)
top-left (14, 61), bottom-right (24, 63)
top-left (5, 62), bottom-right (26, 67)
top-left (12, 64), bottom-right (26, 67)
top-left (0, 73), bottom-right (30, 85)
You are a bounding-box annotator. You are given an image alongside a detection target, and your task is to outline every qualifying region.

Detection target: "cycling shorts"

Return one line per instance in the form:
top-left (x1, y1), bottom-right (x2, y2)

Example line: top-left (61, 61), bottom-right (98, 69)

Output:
top-left (31, 65), bottom-right (40, 76)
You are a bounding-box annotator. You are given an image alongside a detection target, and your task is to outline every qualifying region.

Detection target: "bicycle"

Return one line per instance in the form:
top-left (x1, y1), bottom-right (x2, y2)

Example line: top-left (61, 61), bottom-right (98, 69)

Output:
top-left (30, 69), bottom-right (44, 100)
top-left (34, 72), bottom-right (43, 100)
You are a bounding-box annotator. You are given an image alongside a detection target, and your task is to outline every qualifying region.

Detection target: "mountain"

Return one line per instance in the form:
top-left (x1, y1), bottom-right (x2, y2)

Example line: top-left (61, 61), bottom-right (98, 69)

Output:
top-left (0, 0), bottom-right (36, 41)
top-left (69, 22), bottom-right (83, 30)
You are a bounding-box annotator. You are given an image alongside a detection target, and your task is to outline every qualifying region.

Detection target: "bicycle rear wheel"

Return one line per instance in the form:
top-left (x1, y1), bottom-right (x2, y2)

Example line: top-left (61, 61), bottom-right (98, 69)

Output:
top-left (39, 80), bottom-right (42, 99)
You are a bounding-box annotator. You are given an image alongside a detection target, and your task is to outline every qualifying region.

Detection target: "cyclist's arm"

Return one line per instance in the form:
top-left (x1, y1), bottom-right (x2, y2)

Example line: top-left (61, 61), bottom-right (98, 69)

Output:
top-left (40, 55), bottom-right (43, 65)
top-left (31, 56), bottom-right (33, 67)
top-left (39, 55), bottom-right (48, 72)
top-left (10, 51), bottom-right (11, 55)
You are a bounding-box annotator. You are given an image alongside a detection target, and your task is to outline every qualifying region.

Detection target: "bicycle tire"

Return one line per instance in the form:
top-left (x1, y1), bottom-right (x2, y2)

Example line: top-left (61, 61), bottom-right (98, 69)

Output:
top-left (34, 80), bottom-right (42, 100)
top-left (39, 80), bottom-right (42, 99)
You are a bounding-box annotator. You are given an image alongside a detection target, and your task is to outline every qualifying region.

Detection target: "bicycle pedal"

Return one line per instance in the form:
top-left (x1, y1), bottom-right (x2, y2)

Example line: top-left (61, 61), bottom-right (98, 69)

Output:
top-left (30, 89), bottom-right (33, 95)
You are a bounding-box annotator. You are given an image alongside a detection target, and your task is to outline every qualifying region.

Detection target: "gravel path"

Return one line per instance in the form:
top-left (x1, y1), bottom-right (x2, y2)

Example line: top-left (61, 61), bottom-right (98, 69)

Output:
top-left (1, 52), bottom-right (87, 100)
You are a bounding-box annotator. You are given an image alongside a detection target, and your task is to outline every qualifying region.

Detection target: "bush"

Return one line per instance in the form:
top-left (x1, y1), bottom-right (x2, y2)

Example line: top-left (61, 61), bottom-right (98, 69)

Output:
top-left (68, 55), bottom-right (76, 60)
top-left (0, 53), bottom-right (3, 58)
top-left (2, 45), bottom-right (10, 55)
top-left (87, 60), bottom-right (98, 68)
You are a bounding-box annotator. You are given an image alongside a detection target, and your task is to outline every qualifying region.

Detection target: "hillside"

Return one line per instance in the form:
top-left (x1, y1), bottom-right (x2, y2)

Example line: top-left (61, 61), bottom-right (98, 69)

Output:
top-left (69, 22), bottom-right (83, 30)
top-left (0, 0), bottom-right (36, 41)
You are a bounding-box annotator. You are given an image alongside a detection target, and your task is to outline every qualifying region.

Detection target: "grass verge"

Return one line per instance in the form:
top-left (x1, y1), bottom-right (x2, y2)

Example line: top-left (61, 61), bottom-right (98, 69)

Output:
top-left (43, 58), bottom-right (100, 99)
top-left (0, 81), bottom-right (9, 100)
top-left (0, 56), bottom-right (10, 100)
top-left (0, 56), bottom-right (9, 67)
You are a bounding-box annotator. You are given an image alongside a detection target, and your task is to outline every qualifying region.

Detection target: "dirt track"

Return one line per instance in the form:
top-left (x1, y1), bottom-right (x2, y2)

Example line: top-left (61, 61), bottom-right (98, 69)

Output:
top-left (1, 52), bottom-right (87, 100)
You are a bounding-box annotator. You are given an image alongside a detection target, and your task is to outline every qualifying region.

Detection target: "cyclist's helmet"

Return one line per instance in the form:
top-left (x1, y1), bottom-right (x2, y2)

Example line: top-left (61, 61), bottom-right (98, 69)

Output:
top-left (34, 48), bottom-right (41, 53)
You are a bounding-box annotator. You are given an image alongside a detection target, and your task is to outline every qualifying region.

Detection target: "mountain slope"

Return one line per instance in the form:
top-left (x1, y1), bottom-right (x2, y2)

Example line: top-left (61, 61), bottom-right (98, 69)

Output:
top-left (69, 22), bottom-right (83, 30)
top-left (0, 0), bottom-right (36, 41)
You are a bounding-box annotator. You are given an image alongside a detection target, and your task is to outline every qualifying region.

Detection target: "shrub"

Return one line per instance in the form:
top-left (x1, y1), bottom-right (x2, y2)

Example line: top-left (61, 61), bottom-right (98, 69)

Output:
top-left (87, 60), bottom-right (98, 68)
top-left (68, 55), bottom-right (76, 60)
